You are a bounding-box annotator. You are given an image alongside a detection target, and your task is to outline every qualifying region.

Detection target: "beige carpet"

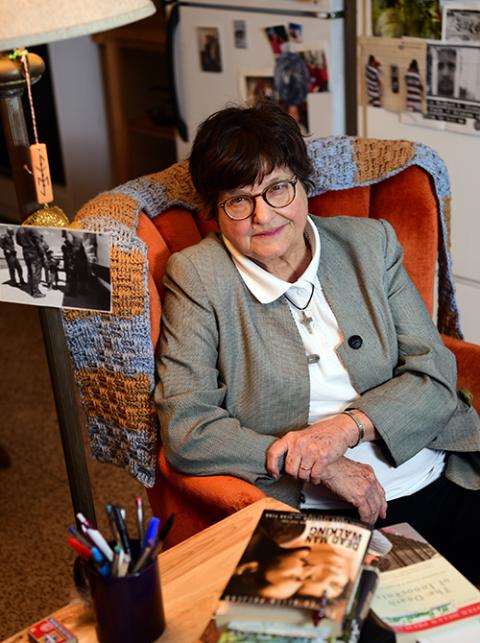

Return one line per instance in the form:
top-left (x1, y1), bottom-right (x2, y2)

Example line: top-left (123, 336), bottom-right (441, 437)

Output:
top-left (0, 302), bottom-right (152, 640)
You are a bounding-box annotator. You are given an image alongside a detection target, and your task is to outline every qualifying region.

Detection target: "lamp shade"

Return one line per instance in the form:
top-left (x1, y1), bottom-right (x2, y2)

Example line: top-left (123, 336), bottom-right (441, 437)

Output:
top-left (0, 0), bottom-right (156, 50)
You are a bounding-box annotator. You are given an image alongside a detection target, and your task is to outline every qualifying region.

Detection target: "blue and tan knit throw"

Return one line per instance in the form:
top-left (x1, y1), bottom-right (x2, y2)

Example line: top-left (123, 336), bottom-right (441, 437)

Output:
top-left (62, 136), bottom-right (460, 487)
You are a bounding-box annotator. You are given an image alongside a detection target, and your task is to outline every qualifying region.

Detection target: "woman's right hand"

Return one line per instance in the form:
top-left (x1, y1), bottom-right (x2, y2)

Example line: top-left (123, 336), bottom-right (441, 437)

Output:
top-left (314, 457), bottom-right (387, 524)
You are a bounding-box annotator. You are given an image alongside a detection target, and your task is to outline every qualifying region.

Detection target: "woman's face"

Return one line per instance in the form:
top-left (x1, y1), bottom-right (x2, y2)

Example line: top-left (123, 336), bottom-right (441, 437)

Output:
top-left (217, 166), bottom-right (309, 281)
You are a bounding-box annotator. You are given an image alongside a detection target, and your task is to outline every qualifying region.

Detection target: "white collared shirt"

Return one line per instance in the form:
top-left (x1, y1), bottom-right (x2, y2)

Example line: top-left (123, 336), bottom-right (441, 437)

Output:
top-left (223, 217), bottom-right (359, 422)
top-left (222, 217), bottom-right (444, 509)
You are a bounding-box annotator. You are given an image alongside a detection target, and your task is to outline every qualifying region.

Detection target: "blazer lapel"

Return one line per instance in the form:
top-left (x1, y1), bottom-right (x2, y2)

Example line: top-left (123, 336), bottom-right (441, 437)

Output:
top-left (316, 221), bottom-right (392, 395)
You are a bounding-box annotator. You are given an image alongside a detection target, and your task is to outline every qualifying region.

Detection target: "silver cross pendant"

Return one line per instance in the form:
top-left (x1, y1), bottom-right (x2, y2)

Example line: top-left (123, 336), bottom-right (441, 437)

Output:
top-left (300, 310), bottom-right (314, 334)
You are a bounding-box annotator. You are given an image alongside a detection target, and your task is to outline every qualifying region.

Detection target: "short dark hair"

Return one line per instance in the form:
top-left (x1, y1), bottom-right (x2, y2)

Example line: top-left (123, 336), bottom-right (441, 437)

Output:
top-left (189, 101), bottom-right (314, 218)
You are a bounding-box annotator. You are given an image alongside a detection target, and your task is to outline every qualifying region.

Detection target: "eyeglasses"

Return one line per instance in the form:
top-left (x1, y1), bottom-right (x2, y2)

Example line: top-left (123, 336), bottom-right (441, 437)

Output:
top-left (218, 177), bottom-right (298, 220)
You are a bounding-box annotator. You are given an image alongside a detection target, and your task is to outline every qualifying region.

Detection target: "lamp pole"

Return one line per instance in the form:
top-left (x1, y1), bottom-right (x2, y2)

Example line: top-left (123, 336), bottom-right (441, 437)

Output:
top-left (0, 53), bottom-right (42, 221)
top-left (0, 52), bottom-right (97, 526)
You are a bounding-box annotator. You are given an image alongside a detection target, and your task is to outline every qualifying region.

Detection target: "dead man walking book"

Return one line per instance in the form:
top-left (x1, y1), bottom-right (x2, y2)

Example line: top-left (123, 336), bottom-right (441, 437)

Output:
top-left (215, 510), bottom-right (372, 640)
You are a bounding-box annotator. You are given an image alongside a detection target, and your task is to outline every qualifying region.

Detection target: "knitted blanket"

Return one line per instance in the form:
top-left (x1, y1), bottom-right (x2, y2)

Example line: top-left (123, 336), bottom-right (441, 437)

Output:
top-left (62, 136), bottom-right (460, 487)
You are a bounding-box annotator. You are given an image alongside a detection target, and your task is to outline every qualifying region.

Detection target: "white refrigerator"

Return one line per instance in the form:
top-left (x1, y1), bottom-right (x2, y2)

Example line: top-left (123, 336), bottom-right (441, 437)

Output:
top-left (166, 0), bottom-right (347, 160)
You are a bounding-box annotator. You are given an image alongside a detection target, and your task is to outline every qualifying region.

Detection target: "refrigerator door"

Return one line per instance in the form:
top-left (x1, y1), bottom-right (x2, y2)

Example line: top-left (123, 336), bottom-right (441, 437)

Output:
top-left (170, 1), bottom-right (344, 160)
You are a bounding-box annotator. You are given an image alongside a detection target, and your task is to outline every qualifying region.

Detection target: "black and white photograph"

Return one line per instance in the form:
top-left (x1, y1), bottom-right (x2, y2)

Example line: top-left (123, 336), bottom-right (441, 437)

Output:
top-left (425, 42), bottom-right (480, 133)
top-left (0, 224), bottom-right (112, 312)
top-left (427, 42), bottom-right (480, 101)
top-left (197, 26), bottom-right (222, 72)
top-left (443, 4), bottom-right (480, 43)
top-left (233, 20), bottom-right (247, 49)
top-left (428, 45), bottom-right (458, 98)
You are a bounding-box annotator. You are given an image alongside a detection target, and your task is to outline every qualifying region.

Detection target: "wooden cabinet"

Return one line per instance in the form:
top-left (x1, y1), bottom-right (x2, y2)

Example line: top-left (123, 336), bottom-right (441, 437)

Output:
top-left (93, 14), bottom-right (176, 185)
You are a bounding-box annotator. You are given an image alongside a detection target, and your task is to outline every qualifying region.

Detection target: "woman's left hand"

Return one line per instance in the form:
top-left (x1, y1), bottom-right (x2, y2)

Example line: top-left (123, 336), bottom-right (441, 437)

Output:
top-left (266, 414), bottom-right (361, 480)
top-left (318, 457), bottom-right (387, 524)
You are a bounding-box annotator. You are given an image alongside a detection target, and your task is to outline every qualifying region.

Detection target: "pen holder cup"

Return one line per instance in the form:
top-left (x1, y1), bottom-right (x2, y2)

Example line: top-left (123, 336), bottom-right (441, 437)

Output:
top-left (75, 540), bottom-right (166, 643)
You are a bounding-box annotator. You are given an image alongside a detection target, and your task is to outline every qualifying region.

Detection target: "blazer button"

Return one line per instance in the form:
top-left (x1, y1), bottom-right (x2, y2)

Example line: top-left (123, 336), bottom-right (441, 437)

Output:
top-left (348, 335), bottom-right (363, 349)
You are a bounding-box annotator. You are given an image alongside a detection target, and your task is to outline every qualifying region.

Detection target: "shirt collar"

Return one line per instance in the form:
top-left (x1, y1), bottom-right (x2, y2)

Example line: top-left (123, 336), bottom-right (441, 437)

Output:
top-left (222, 216), bottom-right (321, 304)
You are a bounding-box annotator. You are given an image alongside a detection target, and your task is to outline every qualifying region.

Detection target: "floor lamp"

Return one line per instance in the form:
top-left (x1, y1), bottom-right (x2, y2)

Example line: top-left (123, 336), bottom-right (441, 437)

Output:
top-left (0, 0), bottom-right (156, 526)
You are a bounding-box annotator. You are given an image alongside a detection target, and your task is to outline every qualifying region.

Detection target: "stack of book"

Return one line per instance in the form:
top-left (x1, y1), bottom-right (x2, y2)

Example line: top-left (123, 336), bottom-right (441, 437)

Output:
top-left (202, 510), bottom-right (480, 643)
top-left (208, 509), bottom-right (375, 642)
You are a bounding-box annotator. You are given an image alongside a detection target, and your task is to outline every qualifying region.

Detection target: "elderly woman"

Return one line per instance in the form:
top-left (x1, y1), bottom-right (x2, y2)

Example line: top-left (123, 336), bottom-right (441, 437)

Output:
top-left (156, 102), bottom-right (480, 583)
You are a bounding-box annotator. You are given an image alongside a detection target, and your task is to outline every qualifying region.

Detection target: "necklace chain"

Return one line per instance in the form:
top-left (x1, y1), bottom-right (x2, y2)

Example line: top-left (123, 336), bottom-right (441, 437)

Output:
top-left (284, 283), bottom-right (315, 311)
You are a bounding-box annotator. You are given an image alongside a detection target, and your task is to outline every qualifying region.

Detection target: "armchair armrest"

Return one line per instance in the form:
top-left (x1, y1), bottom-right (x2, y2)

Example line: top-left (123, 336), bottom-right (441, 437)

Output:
top-left (147, 449), bottom-right (266, 546)
top-left (158, 449), bottom-right (265, 513)
top-left (442, 334), bottom-right (480, 413)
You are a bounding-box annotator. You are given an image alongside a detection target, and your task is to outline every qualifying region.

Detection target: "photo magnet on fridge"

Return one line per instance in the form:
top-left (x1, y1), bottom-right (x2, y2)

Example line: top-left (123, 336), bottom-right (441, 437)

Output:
top-left (264, 25), bottom-right (289, 55)
top-left (234, 20), bottom-right (247, 49)
top-left (288, 22), bottom-right (303, 44)
top-left (197, 26), bottom-right (222, 72)
top-left (443, 4), bottom-right (480, 44)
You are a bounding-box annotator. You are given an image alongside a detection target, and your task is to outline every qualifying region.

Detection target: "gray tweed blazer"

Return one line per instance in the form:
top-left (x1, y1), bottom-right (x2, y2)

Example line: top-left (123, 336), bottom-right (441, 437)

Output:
top-left (155, 216), bottom-right (480, 507)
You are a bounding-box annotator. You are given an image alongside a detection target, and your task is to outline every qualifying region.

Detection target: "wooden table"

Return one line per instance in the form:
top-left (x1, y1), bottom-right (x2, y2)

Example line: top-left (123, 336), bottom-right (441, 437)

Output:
top-left (3, 498), bottom-right (290, 643)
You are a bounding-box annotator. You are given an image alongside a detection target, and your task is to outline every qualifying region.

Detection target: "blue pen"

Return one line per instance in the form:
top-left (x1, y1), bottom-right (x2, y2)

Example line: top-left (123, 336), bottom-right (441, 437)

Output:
top-left (142, 517), bottom-right (160, 551)
top-left (91, 546), bottom-right (111, 577)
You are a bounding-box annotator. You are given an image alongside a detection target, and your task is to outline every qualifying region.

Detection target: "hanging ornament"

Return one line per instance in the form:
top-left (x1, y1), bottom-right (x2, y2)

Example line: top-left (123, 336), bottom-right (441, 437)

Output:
top-left (10, 49), bottom-right (69, 227)
top-left (22, 203), bottom-right (69, 227)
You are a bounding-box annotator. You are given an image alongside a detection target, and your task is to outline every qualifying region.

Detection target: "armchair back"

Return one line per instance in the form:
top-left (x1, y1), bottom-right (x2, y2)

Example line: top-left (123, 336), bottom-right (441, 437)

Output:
top-left (63, 137), bottom-right (460, 544)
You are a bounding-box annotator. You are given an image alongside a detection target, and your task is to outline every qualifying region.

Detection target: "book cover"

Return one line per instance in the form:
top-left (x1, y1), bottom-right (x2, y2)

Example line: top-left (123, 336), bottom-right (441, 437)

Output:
top-left (215, 510), bottom-right (372, 638)
top-left (370, 523), bottom-right (480, 642)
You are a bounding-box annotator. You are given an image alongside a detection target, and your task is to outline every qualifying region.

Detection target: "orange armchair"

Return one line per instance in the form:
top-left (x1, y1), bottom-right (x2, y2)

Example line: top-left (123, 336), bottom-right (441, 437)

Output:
top-left (63, 137), bottom-right (480, 547)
